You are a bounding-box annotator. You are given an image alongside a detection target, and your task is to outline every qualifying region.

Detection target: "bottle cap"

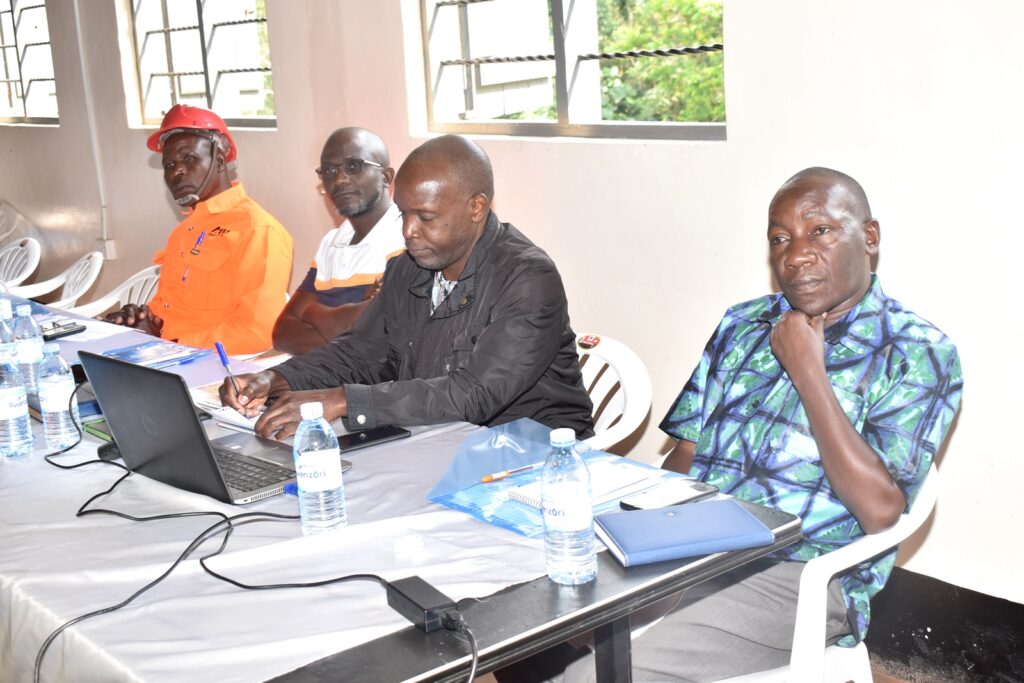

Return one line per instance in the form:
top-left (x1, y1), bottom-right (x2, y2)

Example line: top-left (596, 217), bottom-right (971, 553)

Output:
top-left (300, 401), bottom-right (324, 420)
top-left (16, 304), bottom-right (31, 317)
top-left (550, 427), bottom-right (575, 447)
top-left (43, 342), bottom-right (60, 354)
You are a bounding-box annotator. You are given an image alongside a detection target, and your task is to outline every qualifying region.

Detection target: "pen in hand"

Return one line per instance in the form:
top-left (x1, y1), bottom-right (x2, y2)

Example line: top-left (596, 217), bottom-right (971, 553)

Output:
top-left (215, 341), bottom-right (240, 397)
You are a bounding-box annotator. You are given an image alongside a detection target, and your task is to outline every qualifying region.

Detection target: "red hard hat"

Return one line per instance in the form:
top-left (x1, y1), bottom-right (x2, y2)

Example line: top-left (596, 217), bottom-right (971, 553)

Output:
top-left (146, 104), bottom-right (237, 162)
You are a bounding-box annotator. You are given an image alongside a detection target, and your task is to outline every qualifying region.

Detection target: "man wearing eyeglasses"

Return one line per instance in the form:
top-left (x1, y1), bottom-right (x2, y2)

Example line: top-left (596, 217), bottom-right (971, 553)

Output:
top-left (221, 135), bottom-right (594, 439)
top-left (103, 104), bottom-right (293, 355)
top-left (272, 127), bottom-right (404, 354)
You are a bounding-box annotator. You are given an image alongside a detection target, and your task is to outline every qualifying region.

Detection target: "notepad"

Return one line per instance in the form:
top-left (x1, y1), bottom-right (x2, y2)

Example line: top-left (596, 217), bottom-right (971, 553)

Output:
top-left (507, 459), bottom-right (660, 509)
top-left (594, 499), bottom-right (775, 567)
top-left (102, 340), bottom-right (205, 368)
top-left (190, 382), bottom-right (262, 433)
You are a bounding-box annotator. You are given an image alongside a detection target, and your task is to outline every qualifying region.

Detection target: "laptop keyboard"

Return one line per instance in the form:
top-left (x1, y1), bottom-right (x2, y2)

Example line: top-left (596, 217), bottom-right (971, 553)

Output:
top-left (213, 449), bottom-right (294, 492)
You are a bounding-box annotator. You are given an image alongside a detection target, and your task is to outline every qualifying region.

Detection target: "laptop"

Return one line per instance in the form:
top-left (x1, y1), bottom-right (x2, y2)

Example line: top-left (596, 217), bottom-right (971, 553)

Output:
top-left (78, 350), bottom-right (339, 505)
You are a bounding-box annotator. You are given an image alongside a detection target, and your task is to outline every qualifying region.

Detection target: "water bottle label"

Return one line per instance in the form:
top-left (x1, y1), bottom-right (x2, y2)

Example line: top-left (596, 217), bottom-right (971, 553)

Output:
top-left (0, 385), bottom-right (27, 419)
top-left (295, 448), bottom-right (343, 493)
top-left (40, 377), bottom-right (77, 412)
top-left (543, 500), bottom-right (592, 531)
top-left (16, 338), bottom-right (43, 364)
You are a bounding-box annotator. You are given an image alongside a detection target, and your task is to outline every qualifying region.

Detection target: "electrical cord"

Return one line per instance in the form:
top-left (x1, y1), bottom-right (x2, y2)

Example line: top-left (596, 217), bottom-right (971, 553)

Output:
top-left (442, 609), bottom-right (480, 683)
top-left (34, 379), bottom-right (479, 683)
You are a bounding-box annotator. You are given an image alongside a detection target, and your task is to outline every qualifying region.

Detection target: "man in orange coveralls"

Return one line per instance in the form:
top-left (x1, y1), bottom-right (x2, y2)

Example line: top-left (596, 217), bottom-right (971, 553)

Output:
top-left (103, 104), bottom-right (293, 354)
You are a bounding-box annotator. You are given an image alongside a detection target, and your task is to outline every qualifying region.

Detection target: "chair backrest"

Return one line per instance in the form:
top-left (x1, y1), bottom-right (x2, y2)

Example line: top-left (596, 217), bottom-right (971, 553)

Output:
top-left (50, 251), bottom-right (105, 308)
top-left (576, 333), bottom-right (652, 452)
top-left (68, 265), bottom-right (162, 318)
top-left (0, 237), bottom-right (41, 287)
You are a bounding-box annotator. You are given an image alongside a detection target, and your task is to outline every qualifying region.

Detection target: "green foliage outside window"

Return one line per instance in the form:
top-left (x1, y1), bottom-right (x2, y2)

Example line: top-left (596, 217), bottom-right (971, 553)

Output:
top-left (598, 0), bottom-right (724, 122)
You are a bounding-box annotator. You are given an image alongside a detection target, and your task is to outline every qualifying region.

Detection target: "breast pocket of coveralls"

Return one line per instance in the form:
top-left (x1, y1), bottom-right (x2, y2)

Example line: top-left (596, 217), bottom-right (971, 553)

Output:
top-left (179, 237), bottom-right (233, 310)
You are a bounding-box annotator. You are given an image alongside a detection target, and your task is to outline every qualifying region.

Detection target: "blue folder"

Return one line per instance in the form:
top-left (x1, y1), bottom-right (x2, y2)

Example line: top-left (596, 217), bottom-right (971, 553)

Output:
top-left (594, 498), bottom-right (775, 567)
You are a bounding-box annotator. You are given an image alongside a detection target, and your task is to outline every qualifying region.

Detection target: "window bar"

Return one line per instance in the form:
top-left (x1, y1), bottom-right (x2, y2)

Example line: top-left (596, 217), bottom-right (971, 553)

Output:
top-left (144, 24), bottom-right (200, 38)
top-left (550, 0), bottom-right (569, 124)
top-left (439, 53), bottom-right (555, 66)
top-left (23, 74), bottom-right (51, 98)
top-left (159, 0), bottom-right (179, 106)
top-left (0, 6), bottom-right (15, 111)
top-left (9, 0), bottom-right (26, 117)
top-left (210, 18), bottom-right (267, 30)
top-left (193, 0), bottom-right (212, 109)
top-left (456, 1), bottom-right (474, 116)
top-left (217, 67), bottom-right (271, 74)
top-left (577, 44), bottom-right (723, 62)
top-left (437, 45), bottom-right (720, 68)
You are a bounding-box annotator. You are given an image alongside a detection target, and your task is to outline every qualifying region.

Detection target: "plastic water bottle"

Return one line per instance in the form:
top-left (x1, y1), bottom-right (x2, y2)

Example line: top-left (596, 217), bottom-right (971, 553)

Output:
top-left (293, 401), bottom-right (347, 535)
top-left (542, 427), bottom-right (597, 585)
top-left (12, 304), bottom-right (43, 397)
top-left (0, 347), bottom-right (33, 458)
top-left (37, 343), bottom-right (80, 449)
top-left (0, 298), bottom-right (17, 362)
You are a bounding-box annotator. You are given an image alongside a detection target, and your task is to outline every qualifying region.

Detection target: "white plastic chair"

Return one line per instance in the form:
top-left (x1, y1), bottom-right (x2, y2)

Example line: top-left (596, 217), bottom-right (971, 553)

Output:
top-left (10, 251), bottom-right (104, 308)
top-left (69, 265), bottom-right (162, 318)
top-left (716, 463), bottom-right (940, 683)
top-left (575, 333), bottom-right (653, 452)
top-left (0, 237), bottom-right (42, 287)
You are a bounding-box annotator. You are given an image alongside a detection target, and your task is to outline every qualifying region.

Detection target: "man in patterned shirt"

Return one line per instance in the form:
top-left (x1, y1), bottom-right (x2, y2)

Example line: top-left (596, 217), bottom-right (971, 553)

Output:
top-left (560, 167), bottom-right (962, 682)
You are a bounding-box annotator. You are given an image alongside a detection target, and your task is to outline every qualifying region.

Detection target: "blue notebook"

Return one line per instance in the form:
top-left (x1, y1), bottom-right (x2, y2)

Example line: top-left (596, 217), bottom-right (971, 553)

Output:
top-left (594, 498), bottom-right (775, 567)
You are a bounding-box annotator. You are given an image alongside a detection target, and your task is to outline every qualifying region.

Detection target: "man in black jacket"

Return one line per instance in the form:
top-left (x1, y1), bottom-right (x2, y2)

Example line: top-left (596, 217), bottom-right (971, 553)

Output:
top-left (221, 135), bottom-right (593, 438)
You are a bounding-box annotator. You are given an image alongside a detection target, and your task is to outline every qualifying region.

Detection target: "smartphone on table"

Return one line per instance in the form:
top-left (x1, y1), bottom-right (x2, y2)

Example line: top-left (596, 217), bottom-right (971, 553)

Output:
top-left (619, 478), bottom-right (719, 510)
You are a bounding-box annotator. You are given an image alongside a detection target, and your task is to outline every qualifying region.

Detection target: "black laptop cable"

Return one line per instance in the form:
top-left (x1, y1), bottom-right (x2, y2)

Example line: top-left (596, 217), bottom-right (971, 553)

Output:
top-left (36, 386), bottom-right (481, 683)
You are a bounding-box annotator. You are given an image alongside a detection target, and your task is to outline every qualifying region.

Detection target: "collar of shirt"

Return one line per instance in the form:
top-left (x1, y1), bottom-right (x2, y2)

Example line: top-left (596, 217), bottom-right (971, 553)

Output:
top-left (189, 181), bottom-right (248, 218)
top-left (747, 274), bottom-right (885, 356)
top-left (330, 203), bottom-right (402, 250)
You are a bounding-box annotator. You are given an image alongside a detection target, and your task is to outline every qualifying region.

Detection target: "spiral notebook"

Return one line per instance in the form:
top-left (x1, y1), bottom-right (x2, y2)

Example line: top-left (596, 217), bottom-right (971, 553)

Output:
top-left (507, 459), bottom-right (660, 509)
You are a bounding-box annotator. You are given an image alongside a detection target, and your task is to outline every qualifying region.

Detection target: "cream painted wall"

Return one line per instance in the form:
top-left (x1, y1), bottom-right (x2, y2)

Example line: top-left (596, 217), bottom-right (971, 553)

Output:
top-left (0, 0), bottom-right (1018, 602)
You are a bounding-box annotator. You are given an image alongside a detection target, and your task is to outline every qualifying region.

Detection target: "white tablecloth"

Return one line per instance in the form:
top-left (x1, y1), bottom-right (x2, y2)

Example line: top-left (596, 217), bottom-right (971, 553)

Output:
top-left (0, 422), bottom-right (547, 683)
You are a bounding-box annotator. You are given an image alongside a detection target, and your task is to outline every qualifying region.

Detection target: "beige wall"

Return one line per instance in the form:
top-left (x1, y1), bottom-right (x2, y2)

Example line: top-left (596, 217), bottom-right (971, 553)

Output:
top-left (0, 0), bottom-right (1017, 602)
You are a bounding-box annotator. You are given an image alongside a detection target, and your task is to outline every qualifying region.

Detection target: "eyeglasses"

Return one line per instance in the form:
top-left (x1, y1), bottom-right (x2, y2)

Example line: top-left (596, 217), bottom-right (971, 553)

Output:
top-left (315, 158), bottom-right (384, 180)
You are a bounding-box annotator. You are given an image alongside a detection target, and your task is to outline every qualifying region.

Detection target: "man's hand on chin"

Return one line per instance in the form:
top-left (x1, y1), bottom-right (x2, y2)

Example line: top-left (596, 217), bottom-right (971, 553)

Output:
top-left (769, 309), bottom-right (827, 387)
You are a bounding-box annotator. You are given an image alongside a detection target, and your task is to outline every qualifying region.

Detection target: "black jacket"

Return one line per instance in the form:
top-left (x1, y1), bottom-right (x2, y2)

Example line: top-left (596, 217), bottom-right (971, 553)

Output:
top-left (274, 212), bottom-right (594, 437)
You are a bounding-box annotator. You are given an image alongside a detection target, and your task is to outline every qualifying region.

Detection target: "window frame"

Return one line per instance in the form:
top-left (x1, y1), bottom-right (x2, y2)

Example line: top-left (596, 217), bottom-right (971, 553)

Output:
top-left (126, 0), bottom-right (276, 129)
top-left (0, 0), bottom-right (58, 125)
top-left (419, 0), bottom-right (725, 141)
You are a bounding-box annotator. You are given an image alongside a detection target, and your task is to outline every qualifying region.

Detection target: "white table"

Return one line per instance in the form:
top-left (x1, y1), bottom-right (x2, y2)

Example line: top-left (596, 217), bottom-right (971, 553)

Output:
top-left (0, 421), bottom-right (552, 683)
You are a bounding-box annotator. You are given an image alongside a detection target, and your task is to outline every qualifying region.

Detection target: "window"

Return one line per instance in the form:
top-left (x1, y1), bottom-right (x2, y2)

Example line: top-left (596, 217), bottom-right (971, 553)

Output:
top-left (420, 0), bottom-right (724, 140)
top-left (127, 0), bottom-right (276, 127)
top-left (0, 0), bottom-right (58, 123)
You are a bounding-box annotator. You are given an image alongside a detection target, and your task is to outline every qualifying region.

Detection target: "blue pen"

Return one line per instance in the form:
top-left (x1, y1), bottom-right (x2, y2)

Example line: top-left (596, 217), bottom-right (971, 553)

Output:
top-left (182, 230), bottom-right (206, 281)
top-left (215, 341), bottom-right (241, 396)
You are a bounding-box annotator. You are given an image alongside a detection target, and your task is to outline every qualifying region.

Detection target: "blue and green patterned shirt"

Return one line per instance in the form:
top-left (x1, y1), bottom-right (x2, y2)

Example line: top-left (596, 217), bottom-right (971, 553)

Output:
top-left (660, 276), bottom-right (962, 644)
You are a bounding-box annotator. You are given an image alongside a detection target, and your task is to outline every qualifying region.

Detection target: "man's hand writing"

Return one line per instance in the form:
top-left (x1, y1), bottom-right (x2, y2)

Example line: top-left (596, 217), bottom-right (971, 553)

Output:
top-left (253, 387), bottom-right (348, 440)
top-left (219, 370), bottom-right (283, 417)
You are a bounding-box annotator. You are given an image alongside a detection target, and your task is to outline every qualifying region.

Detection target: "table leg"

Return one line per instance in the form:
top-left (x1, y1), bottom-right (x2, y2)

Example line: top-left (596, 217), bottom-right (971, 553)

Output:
top-left (594, 615), bottom-right (632, 683)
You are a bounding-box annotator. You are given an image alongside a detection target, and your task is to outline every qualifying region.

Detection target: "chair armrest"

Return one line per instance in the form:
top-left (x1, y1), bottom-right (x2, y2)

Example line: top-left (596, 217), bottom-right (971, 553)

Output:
top-left (10, 275), bottom-right (63, 299)
top-left (788, 463), bottom-right (938, 680)
top-left (68, 295), bottom-right (119, 318)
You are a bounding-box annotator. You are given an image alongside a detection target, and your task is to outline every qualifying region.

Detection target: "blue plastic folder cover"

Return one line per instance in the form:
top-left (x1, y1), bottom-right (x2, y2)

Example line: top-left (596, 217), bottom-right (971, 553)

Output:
top-left (428, 417), bottom-right (680, 538)
top-left (594, 499), bottom-right (775, 567)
